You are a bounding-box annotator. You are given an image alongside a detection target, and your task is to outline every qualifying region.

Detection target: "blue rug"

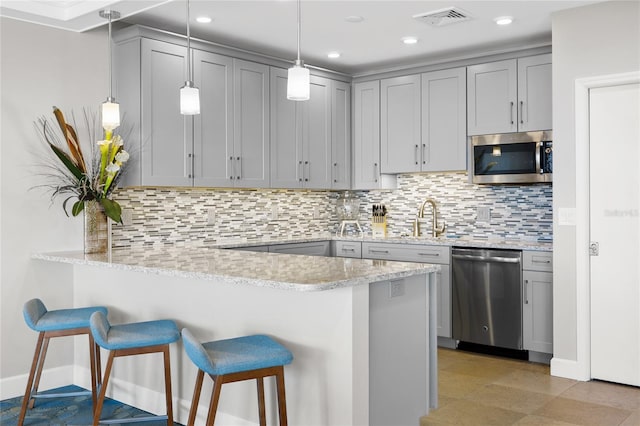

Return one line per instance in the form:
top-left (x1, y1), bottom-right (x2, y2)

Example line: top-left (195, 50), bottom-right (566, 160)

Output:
top-left (0, 385), bottom-right (183, 425)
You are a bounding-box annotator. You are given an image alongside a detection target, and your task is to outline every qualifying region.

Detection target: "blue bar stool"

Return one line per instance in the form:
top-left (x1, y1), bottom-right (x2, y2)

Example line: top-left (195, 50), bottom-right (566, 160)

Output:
top-left (89, 311), bottom-right (180, 426)
top-left (181, 328), bottom-right (293, 426)
top-left (19, 298), bottom-right (107, 426)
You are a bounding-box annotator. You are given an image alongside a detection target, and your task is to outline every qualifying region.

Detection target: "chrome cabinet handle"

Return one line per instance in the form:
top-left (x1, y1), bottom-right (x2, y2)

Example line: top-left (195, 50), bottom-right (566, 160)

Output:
top-left (370, 249), bottom-right (390, 254)
top-left (236, 156), bottom-right (241, 180)
top-left (510, 101), bottom-right (514, 125)
top-left (333, 162), bottom-right (338, 183)
top-left (230, 156), bottom-right (234, 180)
top-left (188, 153), bottom-right (193, 179)
top-left (299, 160), bottom-right (303, 182)
top-left (524, 279), bottom-right (529, 304)
top-left (520, 101), bottom-right (524, 125)
top-left (415, 144), bottom-right (419, 165)
top-left (342, 248), bottom-right (355, 252)
top-left (532, 258), bottom-right (551, 264)
top-left (374, 162), bottom-right (378, 183)
top-left (304, 160), bottom-right (309, 182)
top-left (418, 252), bottom-right (440, 257)
top-left (422, 143), bottom-right (427, 165)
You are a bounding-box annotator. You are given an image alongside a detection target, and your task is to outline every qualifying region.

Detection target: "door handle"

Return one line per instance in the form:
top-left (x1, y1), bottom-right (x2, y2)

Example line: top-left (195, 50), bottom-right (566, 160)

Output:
top-left (520, 101), bottom-right (524, 125)
top-left (524, 279), bottom-right (529, 304)
top-left (236, 156), bottom-right (241, 180)
top-left (510, 101), bottom-right (515, 125)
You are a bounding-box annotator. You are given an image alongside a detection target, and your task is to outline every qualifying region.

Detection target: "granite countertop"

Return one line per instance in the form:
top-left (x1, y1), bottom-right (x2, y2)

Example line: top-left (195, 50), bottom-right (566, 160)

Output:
top-left (217, 234), bottom-right (553, 252)
top-left (33, 247), bottom-right (439, 292)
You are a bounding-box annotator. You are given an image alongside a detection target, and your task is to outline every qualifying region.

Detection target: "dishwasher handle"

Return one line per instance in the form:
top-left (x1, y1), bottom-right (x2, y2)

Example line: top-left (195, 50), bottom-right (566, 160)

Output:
top-left (452, 253), bottom-right (521, 264)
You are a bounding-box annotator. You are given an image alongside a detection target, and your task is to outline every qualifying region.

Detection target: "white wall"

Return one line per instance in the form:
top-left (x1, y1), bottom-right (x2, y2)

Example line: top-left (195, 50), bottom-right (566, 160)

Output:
top-left (551, 1), bottom-right (640, 377)
top-left (0, 17), bottom-right (108, 395)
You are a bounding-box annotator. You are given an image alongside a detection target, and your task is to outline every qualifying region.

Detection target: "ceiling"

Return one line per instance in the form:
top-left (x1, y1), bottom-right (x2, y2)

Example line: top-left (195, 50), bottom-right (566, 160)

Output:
top-left (1, 0), bottom-right (600, 74)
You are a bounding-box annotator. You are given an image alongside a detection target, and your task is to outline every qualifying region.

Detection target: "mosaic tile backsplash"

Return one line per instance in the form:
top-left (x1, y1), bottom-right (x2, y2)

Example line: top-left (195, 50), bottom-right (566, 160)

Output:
top-left (111, 172), bottom-right (552, 248)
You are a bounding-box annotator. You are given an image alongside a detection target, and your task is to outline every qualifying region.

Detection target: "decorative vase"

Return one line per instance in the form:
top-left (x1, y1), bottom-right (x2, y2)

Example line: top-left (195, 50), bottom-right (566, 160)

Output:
top-left (84, 200), bottom-right (109, 253)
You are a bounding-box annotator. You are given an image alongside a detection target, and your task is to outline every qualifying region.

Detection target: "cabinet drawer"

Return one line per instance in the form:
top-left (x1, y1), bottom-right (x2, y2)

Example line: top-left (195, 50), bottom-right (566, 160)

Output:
top-left (523, 251), bottom-right (553, 272)
top-left (269, 241), bottom-right (331, 257)
top-left (362, 242), bottom-right (450, 265)
top-left (333, 241), bottom-right (362, 258)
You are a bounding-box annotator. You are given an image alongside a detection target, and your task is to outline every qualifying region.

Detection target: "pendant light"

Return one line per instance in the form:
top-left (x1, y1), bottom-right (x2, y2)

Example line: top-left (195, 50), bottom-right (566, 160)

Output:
top-left (99, 10), bottom-right (121, 131)
top-left (180, 0), bottom-right (200, 115)
top-left (287, 0), bottom-right (310, 101)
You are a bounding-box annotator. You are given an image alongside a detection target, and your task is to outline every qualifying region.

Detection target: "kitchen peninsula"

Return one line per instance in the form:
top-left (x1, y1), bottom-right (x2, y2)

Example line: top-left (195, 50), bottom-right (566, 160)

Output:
top-left (34, 246), bottom-right (440, 426)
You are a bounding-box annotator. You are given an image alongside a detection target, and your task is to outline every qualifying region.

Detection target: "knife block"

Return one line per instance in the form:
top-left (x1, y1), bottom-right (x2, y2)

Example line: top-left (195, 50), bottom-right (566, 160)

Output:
top-left (371, 217), bottom-right (387, 238)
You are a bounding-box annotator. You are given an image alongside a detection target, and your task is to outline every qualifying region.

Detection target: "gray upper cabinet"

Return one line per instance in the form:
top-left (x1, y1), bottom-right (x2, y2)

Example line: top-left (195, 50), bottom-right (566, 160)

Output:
top-left (380, 74), bottom-right (422, 174)
top-left (270, 68), bottom-right (334, 189)
top-left (353, 81), bottom-right (381, 189)
top-left (139, 39), bottom-right (191, 186)
top-left (192, 49), bottom-right (233, 187)
top-left (117, 35), bottom-right (269, 188)
top-left (233, 59), bottom-right (270, 188)
top-left (467, 54), bottom-right (551, 135)
top-left (421, 68), bottom-right (467, 172)
top-left (331, 80), bottom-right (351, 190)
top-left (517, 54), bottom-right (552, 132)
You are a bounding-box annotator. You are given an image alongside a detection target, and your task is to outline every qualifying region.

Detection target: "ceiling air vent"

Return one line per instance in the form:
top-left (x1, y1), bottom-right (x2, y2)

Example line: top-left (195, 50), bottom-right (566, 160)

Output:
top-left (413, 7), bottom-right (472, 27)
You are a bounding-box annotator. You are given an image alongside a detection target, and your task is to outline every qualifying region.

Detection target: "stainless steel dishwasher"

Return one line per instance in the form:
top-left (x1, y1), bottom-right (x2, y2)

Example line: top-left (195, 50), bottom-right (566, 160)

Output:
top-left (452, 247), bottom-right (523, 350)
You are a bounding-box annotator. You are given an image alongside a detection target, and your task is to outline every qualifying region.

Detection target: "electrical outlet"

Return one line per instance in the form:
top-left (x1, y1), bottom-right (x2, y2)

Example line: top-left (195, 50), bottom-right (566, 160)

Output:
top-left (207, 208), bottom-right (216, 225)
top-left (477, 206), bottom-right (491, 223)
top-left (121, 209), bottom-right (133, 226)
top-left (271, 204), bottom-right (279, 221)
top-left (389, 280), bottom-right (405, 298)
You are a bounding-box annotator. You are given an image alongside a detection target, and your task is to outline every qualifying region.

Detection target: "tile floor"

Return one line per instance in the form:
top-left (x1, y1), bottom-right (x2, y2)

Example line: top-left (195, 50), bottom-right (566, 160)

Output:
top-left (421, 348), bottom-right (640, 426)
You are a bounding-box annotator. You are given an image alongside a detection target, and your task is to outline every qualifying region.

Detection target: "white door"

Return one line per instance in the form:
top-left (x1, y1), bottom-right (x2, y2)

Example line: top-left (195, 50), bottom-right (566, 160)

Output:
top-left (589, 82), bottom-right (640, 386)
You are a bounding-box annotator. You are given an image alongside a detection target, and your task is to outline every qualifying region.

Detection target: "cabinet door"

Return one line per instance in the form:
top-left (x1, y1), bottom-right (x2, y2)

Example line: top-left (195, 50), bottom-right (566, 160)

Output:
top-left (141, 39), bottom-right (192, 186)
top-left (331, 80), bottom-right (351, 190)
top-left (421, 68), bottom-right (467, 172)
top-left (302, 76), bottom-right (332, 188)
top-left (437, 264), bottom-right (452, 338)
top-left (270, 67), bottom-right (301, 188)
top-left (518, 54), bottom-right (552, 132)
top-left (380, 74), bottom-right (421, 173)
top-left (193, 49), bottom-right (234, 187)
top-left (353, 81), bottom-right (381, 189)
top-left (523, 270), bottom-right (553, 353)
top-left (467, 59), bottom-right (517, 135)
top-left (233, 59), bottom-right (270, 188)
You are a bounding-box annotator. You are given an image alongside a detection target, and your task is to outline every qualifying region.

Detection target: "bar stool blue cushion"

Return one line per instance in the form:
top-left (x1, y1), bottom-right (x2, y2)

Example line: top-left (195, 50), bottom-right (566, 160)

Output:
top-left (182, 328), bottom-right (293, 376)
top-left (90, 311), bottom-right (180, 350)
top-left (24, 298), bottom-right (108, 332)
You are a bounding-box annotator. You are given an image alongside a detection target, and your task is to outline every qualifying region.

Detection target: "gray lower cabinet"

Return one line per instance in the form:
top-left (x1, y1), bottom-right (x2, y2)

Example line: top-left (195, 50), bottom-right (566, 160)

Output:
top-left (522, 251), bottom-right (553, 354)
top-left (332, 241), bottom-right (362, 258)
top-left (270, 68), bottom-right (332, 189)
top-left (352, 81), bottom-right (396, 190)
top-left (268, 241), bottom-right (331, 257)
top-left (116, 36), bottom-right (269, 187)
top-left (361, 242), bottom-right (452, 338)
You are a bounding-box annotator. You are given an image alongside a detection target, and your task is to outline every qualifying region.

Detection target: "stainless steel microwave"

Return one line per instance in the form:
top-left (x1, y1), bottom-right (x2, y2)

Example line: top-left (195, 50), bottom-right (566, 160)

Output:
top-left (471, 131), bottom-right (552, 184)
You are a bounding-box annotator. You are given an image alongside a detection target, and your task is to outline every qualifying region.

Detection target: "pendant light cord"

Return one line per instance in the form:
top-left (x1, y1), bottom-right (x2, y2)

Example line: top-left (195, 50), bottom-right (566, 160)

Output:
top-left (296, 0), bottom-right (301, 63)
top-left (107, 12), bottom-right (113, 100)
top-left (186, 0), bottom-right (192, 82)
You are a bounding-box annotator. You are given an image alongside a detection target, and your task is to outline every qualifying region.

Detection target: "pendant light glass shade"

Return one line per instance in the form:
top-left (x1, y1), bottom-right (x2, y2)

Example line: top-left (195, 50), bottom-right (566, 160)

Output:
top-left (287, 60), bottom-right (310, 101)
top-left (181, 0), bottom-right (200, 115)
top-left (99, 9), bottom-right (121, 130)
top-left (287, 0), bottom-right (309, 101)
top-left (180, 83), bottom-right (200, 115)
top-left (101, 100), bottom-right (120, 130)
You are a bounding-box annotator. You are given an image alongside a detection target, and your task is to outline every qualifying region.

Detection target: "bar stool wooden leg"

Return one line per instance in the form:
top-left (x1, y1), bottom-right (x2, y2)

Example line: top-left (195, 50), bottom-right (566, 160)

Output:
top-left (18, 332), bottom-right (45, 426)
top-left (163, 345), bottom-right (174, 426)
top-left (187, 370), bottom-right (205, 426)
top-left (93, 351), bottom-right (115, 426)
top-left (205, 377), bottom-right (223, 426)
top-left (28, 336), bottom-right (51, 409)
top-left (276, 366), bottom-right (288, 426)
top-left (257, 377), bottom-right (266, 426)
top-left (88, 334), bottom-right (99, 412)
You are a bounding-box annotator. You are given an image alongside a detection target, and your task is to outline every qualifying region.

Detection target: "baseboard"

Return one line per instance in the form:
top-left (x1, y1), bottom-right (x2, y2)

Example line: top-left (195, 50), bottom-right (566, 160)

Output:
top-left (528, 351), bottom-right (552, 365)
top-left (437, 337), bottom-right (456, 349)
top-left (0, 366), bottom-right (74, 400)
top-left (74, 366), bottom-right (257, 425)
top-left (550, 357), bottom-right (590, 381)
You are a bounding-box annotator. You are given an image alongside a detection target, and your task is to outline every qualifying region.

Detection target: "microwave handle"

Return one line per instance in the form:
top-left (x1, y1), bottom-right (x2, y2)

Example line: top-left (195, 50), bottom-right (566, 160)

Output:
top-left (536, 141), bottom-right (543, 173)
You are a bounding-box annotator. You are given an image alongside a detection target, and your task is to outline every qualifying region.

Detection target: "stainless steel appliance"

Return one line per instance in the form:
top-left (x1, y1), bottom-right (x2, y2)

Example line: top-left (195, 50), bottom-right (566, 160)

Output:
top-left (471, 131), bottom-right (552, 184)
top-left (452, 247), bottom-right (523, 350)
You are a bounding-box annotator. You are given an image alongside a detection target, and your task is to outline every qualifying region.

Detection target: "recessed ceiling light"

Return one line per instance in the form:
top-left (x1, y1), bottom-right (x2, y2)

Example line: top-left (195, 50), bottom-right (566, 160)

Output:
top-left (196, 16), bottom-right (212, 24)
top-left (345, 15), bottom-right (364, 23)
top-left (494, 16), bottom-right (513, 26)
top-left (327, 52), bottom-right (341, 59)
top-left (402, 36), bottom-right (419, 45)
